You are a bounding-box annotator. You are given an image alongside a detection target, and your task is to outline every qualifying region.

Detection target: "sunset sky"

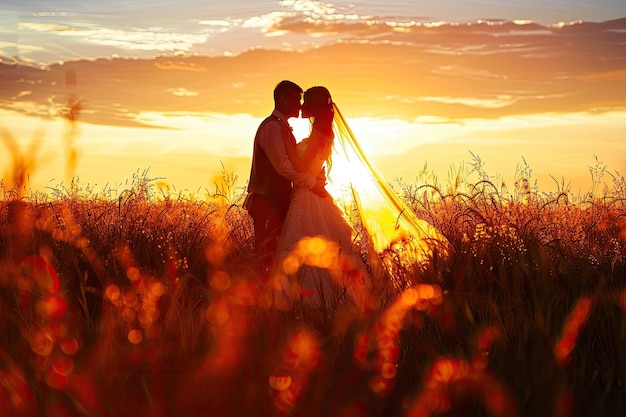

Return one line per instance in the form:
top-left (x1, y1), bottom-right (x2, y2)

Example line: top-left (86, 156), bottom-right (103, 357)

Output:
top-left (0, 1), bottom-right (625, 198)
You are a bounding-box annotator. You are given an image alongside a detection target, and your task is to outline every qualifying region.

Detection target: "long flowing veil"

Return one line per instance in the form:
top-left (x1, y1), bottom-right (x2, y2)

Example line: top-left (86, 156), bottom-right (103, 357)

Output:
top-left (328, 103), bottom-right (452, 284)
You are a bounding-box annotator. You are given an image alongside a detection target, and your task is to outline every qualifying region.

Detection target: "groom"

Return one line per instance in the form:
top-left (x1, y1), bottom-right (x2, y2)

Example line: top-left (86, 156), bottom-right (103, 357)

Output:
top-left (244, 80), bottom-right (326, 279)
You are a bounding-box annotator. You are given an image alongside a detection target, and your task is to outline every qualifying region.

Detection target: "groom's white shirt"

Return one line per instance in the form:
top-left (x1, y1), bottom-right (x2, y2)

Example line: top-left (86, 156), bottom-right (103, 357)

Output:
top-left (258, 109), bottom-right (316, 189)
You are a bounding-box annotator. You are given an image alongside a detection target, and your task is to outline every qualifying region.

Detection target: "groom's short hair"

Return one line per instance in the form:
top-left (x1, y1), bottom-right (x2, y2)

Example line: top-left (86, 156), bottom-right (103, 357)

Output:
top-left (274, 80), bottom-right (303, 103)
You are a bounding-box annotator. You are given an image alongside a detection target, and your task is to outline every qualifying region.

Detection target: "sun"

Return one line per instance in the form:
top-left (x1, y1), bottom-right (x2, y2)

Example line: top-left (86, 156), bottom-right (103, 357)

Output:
top-left (289, 117), bottom-right (312, 142)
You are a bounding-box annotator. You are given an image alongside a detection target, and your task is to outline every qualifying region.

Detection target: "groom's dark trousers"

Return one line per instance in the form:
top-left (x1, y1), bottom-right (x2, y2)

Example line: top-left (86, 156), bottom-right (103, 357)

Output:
top-left (244, 192), bottom-right (287, 278)
top-left (245, 115), bottom-right (293, 279)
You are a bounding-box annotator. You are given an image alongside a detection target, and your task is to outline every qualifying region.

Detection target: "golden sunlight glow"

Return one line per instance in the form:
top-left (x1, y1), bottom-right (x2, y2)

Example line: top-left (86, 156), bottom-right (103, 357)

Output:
top-left (2, 7), bottom-right (626, 416)
top-left (2, 108), bottom-right (625, 197)
top-left (331, 107), bottom-right (453, 273)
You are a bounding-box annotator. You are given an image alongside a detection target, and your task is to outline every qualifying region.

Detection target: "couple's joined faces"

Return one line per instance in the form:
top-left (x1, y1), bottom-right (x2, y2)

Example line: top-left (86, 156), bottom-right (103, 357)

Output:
top-left (281, 91), bottom-right (302, 119)
top-left (301, 103), bottom-right (312, 119)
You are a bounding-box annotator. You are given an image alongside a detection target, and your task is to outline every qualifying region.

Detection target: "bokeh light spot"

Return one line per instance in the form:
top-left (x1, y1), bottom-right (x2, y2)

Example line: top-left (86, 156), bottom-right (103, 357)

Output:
top-left (269, 375), bottom-right (292, 391)
top-left (45, 295), bottom-right (69, 319)
top-left (290, 330), bottom-right (320, 372)
top-left (52, 354), bottom-right (75, 376)
top-left (228, 280), bottom-right (260, 306)
top-left (60, 338), bottom-right (79, 355)
top-left (209, 270), bottom-right (231, 291)
top-left (30, 331), bottom-right (54, 356)
top-left (369, 375), bottom-right (394, 397)
top-left (45, 321), bottom-right (67, 342)
top-left (150, 281), bottom-right (166, 297)
top-left (401, 288), bottom-right (418, 306)
top-left (123, 289), bottom-right (138, 307)
top-left (122, 306), bottom-right (137, 323)
top-left (126, 266), bottom-right (141, 281)
top-left (204, 243), bottom-right (227, 266)
top-left (380, 361), bottom-right (398, 379)
top-left (105, 284), bottom-right (121, 301)
top-left (128, 329), bottom-right (143, 344)
top-left (282, 255), bottom-right (301, 275)
top-left (45, 367), bottom-right (68, 389)
top-left (205, 298), bottom-right (229, 326)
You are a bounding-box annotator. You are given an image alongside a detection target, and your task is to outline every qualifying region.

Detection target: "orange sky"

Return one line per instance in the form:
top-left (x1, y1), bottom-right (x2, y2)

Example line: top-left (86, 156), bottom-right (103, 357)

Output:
top-left (1, 17), bottom-right (625, 199)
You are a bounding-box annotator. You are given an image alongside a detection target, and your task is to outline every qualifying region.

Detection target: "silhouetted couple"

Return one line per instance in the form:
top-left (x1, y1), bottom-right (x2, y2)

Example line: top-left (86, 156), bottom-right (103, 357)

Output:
top-left (244, 80), bottom-right (450, 313)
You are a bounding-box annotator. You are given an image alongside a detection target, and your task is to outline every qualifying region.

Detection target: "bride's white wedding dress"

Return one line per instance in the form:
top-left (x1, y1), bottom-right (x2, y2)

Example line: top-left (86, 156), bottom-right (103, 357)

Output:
top-left (272, 131), bottom-right (370, 311)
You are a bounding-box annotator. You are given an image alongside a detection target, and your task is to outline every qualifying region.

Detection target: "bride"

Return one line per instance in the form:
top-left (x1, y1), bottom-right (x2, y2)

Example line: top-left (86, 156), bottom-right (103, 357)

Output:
top-left (270, 86), bottom-right (450, 312)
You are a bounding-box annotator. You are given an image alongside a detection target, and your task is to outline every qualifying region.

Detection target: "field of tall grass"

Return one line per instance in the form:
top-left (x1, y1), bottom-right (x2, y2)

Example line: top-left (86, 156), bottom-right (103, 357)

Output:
top-left (1, 136), bottom-right (626, 416)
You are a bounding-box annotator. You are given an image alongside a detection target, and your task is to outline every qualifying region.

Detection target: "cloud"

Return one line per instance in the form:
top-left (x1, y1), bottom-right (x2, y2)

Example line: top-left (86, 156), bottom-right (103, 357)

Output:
top-left (416, 96), bottom-right (519, 109)
top-left (580, 69), bottom-right (626, 81)
top-left (197, 19), bottom-right (234, 28)
top-left (242, 12), bottom-right (290, 30)
top-left (0, 15), bottom-right (624, 127)
top-left (239, 0), bottom-right (368, 35)
top-left (280, 0), bottom-right (352, 20)
top-left (155, 61), bottom-right (206, 71)
top-left (167, 87), bottom-right (199, 97)
top-left (261, 5), bottom-right (626, 53)
top-left (18, 21), bottom-right (208, 53)
top-left (13, 90), bottom-right (31, 99)
top-left (92, 30), bottom-right (207, 52)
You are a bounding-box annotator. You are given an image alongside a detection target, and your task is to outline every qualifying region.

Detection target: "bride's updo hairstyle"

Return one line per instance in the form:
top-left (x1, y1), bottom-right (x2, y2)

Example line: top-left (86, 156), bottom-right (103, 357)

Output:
top-left (302, 86), bottom-right (334, 138)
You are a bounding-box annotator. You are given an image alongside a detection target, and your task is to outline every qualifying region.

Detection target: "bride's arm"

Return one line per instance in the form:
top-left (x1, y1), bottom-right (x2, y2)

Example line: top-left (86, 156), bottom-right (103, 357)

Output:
top-left (283, 130), bottom-right (330, 197)
top-left (282, 131), bottom-right (324, 172)
top-left (282, 135), bottom-right (306, 172)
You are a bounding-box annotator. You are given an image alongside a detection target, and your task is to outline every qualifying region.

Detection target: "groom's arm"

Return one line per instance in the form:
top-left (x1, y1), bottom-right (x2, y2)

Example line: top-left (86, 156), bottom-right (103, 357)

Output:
top-left (312, 168), bottom-right (329, 198)
top-left (311, 177), bottom-right (329, 198)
